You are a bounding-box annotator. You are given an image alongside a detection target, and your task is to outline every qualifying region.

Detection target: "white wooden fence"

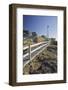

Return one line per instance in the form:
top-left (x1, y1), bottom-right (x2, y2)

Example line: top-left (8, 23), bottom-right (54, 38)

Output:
top-left (23, 41), bottom-right (50, 65)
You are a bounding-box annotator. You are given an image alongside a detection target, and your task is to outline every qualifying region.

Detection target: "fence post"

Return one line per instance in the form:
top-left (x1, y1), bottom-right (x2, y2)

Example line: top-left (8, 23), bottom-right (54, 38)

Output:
top-left (29, 44), bottom-right (31, 60)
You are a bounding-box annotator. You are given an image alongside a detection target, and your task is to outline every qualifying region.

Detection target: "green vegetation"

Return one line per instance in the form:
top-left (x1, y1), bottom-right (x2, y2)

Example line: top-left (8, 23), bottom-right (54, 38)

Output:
top-left (23, 30), bottom-right (57, 74)
top-left (33, 36), bottom-right (45, 43)
top-left (41, 35), bottom-right (49, 41)
top-left (23, 44), bottom-right (57, 74)
top-left (23, 29), bottom-right (49, 46)
top-left (23, 35), bottom-right (49, 46)
top-left (23, 39), bottom-right (33, 46)
top-left (50, 38), bottom-right (57, 45)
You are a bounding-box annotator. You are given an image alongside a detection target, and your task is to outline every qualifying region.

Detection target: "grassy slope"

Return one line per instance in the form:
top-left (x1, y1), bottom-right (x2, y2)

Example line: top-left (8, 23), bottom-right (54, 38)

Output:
top-left (23, 45), bottom-right (57, 75)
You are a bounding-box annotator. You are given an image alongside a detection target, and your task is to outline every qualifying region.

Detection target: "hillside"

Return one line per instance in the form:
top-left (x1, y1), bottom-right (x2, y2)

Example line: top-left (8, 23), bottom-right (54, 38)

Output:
top-left (23, 44), bottom-right (57, 75)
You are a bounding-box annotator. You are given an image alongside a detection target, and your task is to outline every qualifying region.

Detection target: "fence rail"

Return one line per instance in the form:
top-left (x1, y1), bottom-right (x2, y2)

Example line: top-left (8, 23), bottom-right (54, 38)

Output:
top-left (23, 41), bottom-right (50, 66)
top-left (23, 41), bottom-right (48, 50)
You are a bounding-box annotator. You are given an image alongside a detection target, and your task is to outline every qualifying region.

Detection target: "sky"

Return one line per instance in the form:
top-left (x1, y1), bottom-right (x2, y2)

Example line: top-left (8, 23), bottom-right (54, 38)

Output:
top-left (23, 15), bottom-right (57, 40)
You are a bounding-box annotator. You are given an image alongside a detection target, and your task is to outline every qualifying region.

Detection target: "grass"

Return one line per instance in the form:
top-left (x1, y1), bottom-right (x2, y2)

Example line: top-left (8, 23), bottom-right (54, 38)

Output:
top-left (23, 44), bottom-right (57, 75)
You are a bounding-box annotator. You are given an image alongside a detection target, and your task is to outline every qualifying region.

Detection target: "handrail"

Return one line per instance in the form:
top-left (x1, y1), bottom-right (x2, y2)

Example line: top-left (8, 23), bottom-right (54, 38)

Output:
top-left (23, 46), bottom-right (29, 50)
top-left (23, 41), bottom-right (48, 50)
top-left (23, 43), bottom-right (48, 58)
top-left (23, 41), bottom-right (48, 59)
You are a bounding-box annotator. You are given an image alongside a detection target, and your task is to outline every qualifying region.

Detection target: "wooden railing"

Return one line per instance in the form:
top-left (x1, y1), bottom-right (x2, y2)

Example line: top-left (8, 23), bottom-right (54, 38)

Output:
top-left (23, 41), bottom-right (49, 63)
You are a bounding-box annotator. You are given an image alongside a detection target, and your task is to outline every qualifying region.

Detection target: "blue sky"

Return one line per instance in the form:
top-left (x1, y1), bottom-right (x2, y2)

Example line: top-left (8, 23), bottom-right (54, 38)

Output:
top-left (23, 15), bottom-right (57, 40)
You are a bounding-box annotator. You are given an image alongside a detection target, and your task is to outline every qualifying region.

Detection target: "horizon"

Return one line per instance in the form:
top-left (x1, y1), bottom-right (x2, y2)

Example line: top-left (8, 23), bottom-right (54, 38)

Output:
top-left (23, 15), bottom-right (57, 40)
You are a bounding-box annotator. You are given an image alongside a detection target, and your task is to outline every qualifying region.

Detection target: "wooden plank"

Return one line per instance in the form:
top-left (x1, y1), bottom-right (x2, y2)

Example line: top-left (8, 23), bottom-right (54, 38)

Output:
top-left (23, 41), bottom-right (48, 50)
top-left (23, 43), bottom-right (48, 59)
